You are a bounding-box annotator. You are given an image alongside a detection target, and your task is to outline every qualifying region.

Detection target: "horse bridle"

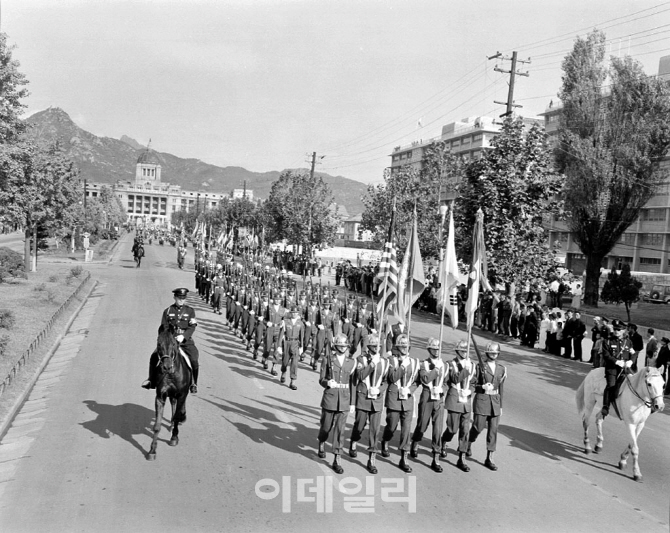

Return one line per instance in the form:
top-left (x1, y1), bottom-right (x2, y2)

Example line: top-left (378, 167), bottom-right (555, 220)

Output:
top-left (625, 370), bottom-right (664, 410)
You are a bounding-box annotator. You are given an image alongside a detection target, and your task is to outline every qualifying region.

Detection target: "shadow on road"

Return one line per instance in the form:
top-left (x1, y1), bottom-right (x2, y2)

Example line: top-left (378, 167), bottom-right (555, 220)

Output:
top-left (499, 424), bottom-right (631, 479)
top-left (201, 396), bottom-right (318, 460)
top-left (80, 400), bottom-right (164, 457)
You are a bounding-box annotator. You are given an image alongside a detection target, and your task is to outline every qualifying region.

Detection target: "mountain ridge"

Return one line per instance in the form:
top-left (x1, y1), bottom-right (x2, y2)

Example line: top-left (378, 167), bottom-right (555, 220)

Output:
top-left (24, 107), bottom-right (368, 214)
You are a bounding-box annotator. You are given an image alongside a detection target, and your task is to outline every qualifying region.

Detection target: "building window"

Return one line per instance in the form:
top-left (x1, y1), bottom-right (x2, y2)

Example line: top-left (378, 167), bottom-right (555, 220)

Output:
top-left (461, 137), bottom-right (471, 145)
top-left (406, 151), bottom-right (412, 159)
top-left (452, 140), bottom-right (460, 147)
top-left (640, 233), bottom-right (663, 245)
top-left (640, 257), bottom-right (661, 265)
top-left (642, 208), bottom-right (666, 221)
top-left (473, 134), bottom-right (482, 141)
top-left (619, 233), bottom-right (636, 245)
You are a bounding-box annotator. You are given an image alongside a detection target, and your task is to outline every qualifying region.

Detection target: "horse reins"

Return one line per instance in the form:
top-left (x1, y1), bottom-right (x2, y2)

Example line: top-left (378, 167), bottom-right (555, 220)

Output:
top-left (625, 372), bottom-right (663, 410)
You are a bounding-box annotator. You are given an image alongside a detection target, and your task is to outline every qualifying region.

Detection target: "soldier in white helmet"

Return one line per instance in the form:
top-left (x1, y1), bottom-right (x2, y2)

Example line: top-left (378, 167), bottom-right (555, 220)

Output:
top-left (440, 339), bottom-right (476, 472)
top-left (467, 342), bottom-right (507, 471)
top-left (317, 333), bottom-right (356, 474)
top-left (381, 333), bottom-right (420, 473)
top-left (348, 334), bottom-right (390, 475)
top-left (410, 337), bottom-right (447, 473)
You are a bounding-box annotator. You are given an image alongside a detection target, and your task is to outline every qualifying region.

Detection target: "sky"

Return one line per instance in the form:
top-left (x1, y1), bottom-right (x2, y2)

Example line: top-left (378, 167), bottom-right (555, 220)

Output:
top-left (4, 0), bottom-right (670, 186)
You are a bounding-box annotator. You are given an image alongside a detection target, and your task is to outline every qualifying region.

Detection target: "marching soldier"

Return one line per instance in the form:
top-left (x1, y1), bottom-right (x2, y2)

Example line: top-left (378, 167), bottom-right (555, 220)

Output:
top-left (141, 287), bottom-right (200, 394)
top-left (440, 340), bottom-right (476, 472)
top-left (279, 305), bottom-right (303, 390)
top-left (317, 333), bottom-right (356, 474)
top-left (263, 295), bottom-right (286, 375)
top-left (313, 299), bottom-right (336, 371)
top-left (381, 334), bottom-right (420, 473)
top-left (410, 337), bottom-right (447, 473)
top-left (211, 265), bottom-right (225, 314)
top-left (252, 293), bottom-right (269, 360)
top-left (468, 342), bottom-right (507, 471)
top-left (303, 296), bottom-right (319, 363)
top-left (349, 334), bottom-right (390, 474)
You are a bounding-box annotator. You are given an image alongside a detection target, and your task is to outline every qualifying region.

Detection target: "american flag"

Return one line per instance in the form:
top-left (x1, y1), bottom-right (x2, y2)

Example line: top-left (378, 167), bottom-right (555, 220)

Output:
top-left (376, 201), bottom-right (398, 325)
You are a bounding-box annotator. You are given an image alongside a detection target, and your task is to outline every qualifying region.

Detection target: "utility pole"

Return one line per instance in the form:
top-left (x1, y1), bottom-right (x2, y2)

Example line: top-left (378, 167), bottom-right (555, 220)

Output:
top-left (489, 51), bottom-right (530, 118)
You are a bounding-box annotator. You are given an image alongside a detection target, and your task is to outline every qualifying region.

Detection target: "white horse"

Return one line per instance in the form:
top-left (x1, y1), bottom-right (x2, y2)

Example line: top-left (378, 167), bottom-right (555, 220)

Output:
top-left (575, 366), bottom-right (665, 482)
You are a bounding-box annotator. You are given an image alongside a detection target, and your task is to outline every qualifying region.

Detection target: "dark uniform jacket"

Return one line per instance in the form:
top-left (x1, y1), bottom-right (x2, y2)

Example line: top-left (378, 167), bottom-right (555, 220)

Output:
top-left (159, 304), bottom-right (196, 344)
top-left (602, 337), bottom-right (634, 373)
top-left (319, 354), bottom-right (356, 412)
top-left (385, 356), bottom-right (420, 412)
top-left (353, 355), bottom-right (390, 412)
top-left (472, 362), bottom-right (507, 417)
top-left (418, 357), bottom-right (448, 402)
top-left (444, 357), bottom-right (476, 413)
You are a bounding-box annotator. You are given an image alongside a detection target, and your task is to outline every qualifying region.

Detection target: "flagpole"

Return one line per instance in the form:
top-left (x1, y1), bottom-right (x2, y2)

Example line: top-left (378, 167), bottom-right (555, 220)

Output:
top-left (437, 193), bottom-right (449, 358)
top-left (406, 202), bottom-right (417, 335)
top-left (379, 198), bottom-right (395, 342)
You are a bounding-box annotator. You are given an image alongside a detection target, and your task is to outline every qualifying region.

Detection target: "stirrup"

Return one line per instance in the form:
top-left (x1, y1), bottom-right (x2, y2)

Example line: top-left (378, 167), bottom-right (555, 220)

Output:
top-left (141, 380), bottom-right (153, 390)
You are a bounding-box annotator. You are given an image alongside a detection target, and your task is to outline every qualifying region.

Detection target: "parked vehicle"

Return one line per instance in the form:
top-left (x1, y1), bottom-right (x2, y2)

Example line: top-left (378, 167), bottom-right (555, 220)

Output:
top-left (642, 284), bottom-right (670, 304)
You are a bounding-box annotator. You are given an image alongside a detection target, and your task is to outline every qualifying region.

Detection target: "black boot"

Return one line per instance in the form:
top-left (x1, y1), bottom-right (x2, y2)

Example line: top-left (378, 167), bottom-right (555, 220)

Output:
top-left (399, 451), bottom-right (412, 473)
top-left (485, 451), bottom-right (498, 471)
top-left (381, 441), bottom-right (390, 458)
top-left (190, 366), bottom-right (199, 394)
top-left (367, 453), bottom-right (378, 474)
top-left (431, 453), bottom-right (443, 473)
top-left (332, 454), bottom-right (344, 474)
top-left (457, 452), bottom-right (470, 472)
top-left (410, 441), bottom-right (419, 459)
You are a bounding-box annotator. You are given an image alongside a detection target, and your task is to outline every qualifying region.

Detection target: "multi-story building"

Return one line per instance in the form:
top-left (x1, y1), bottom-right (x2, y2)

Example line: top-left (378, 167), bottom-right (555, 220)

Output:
top-left (84, 149), bottom-right (251, 227)
top-left (542, 55), bottom-right (670, 275)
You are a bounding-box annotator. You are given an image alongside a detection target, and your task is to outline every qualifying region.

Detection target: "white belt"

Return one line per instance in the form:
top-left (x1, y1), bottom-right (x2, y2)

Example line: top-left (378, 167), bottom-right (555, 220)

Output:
top-left (331, 383), bottom-right (349, 389)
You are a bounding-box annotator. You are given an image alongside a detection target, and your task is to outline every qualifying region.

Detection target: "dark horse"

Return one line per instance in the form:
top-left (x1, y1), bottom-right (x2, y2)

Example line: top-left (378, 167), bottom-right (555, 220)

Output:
top-left (147, 325), bottom-right (192, 460)
top-left (134, 245), bottom-right (144, 268)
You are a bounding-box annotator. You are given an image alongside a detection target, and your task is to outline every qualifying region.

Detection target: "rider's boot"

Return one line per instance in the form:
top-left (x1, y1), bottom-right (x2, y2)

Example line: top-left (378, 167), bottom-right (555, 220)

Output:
top-left (190, 366), bottom-right (199, 394)
top-left (600, 388), bottom-right (610, 418)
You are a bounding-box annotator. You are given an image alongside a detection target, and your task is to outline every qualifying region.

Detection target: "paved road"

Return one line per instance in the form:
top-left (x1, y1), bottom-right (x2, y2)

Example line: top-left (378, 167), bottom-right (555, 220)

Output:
top-left (0, 235), bottom-right (667, 533)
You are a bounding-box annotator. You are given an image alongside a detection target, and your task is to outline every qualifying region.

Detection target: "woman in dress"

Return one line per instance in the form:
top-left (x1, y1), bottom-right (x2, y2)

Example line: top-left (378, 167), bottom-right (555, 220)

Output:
top-left (538, 312), bottom-right (550, 352)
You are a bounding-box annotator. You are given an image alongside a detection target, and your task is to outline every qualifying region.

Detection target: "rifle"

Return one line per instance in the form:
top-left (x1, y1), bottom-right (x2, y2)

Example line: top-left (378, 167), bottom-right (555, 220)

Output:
top-left (469, 333), bottom-right (488, 384)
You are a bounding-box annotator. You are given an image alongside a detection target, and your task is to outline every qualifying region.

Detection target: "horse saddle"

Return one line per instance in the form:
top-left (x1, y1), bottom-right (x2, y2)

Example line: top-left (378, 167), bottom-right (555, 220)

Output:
top-left (179, 347), bottom-right (192, 370)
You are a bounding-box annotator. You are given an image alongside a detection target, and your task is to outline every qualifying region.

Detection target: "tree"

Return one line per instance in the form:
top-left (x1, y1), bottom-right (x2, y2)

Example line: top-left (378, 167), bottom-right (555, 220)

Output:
top-left (557, 30), bottom-right (670, 306)
top-left (0, 33), bottom-right (29, 147)
top-left (0, 142), bottom-right (80, 271)
top-left (600, 263), bottom-right (642, 322)
top-left (263, 170), bottom-right (339, 254)
top-left (456, 117), bottom-right (563, 290)
top-left (361, 142), bottom-right (464, 260)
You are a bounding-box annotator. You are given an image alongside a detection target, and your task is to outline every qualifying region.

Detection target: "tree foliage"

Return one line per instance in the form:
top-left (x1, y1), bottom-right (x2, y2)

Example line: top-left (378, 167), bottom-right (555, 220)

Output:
top-left (557, 29), bottom-right (670, 306)
top-left (0, 33), bottom-right (28, 147)
top-left (361, 142), bottom-right (464, 260)
top-left (0, 142), bottom-right (80, 270)
top-left (456, 117), bottom-right (563, 288)
top-left (600, 263), bottom-right (642, 322)
top-left (264, 170), bottom-right (339, 253)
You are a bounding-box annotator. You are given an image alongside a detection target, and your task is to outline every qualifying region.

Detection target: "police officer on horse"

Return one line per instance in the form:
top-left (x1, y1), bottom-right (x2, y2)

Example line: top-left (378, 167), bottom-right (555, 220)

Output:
top-left (142, 288), bottom-right (200, 393)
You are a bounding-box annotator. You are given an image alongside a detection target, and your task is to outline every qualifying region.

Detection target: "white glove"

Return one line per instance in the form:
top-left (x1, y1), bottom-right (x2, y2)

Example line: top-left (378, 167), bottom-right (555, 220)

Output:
top-left (625, 360), bottom-right (633, 368)
top-left (267, 321), bottom-right (273, 327)
top-left (299, 348), bottom-right (303, 355)
top-left (482, 383), bottom-right (494, 392)
top-left (370, 329), bottom-right (377, 334)
top-left (305, 321), bottom-right (311, 327)
top-left (371, 353), bottom-right (381, 365)
top-left (344, 318), bottom-right (350, 324)
top-left (616, 360), bottom-right (625, 368)
top-left (318, 324), bottom-right (325, 330)
top-left (189, 318), bottom-right (197, 325)
top-left (277, 347), bottom-right (283, 355)
top-left (386, 351), bottom-right (392, 357)
top-left (175, 334), bottom-right (185, 343)
top-left (349, 405), bottom-right (356, 415)
top-left (356, 323), bottom-right (363, 328)
top-left (327, 379), bottom-right (338, 388)
top-left (629, 348), bottom-right (635, 355)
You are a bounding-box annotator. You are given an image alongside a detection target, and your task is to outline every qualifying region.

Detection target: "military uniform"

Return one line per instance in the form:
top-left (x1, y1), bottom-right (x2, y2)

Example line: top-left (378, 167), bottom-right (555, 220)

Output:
top-left (350, 354), bottom-right (390, 455)
top-left (411, 357), bottom-right (447, 454)
top-left (441, 357), bottom-right (476, 456)
top-left (602, 333), bottom-right (635, 416)
top-left (382, 356), bottom-right (420, 452)
top-left (318, 353), bottom-right (356, 456)
top-left (468, 361), bottom-right (507, 455)
top-left (281, 315), bottom-right (304, 387)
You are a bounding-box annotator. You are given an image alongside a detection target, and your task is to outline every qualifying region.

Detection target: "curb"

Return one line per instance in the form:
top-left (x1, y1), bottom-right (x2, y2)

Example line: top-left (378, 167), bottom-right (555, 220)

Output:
top-left (0, 278), bottom-right (98, 441)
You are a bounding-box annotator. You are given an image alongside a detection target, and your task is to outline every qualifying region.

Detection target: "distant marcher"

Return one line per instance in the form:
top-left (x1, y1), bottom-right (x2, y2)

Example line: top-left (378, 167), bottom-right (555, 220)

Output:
top-left (645, 328), bottom-right (658, 367)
